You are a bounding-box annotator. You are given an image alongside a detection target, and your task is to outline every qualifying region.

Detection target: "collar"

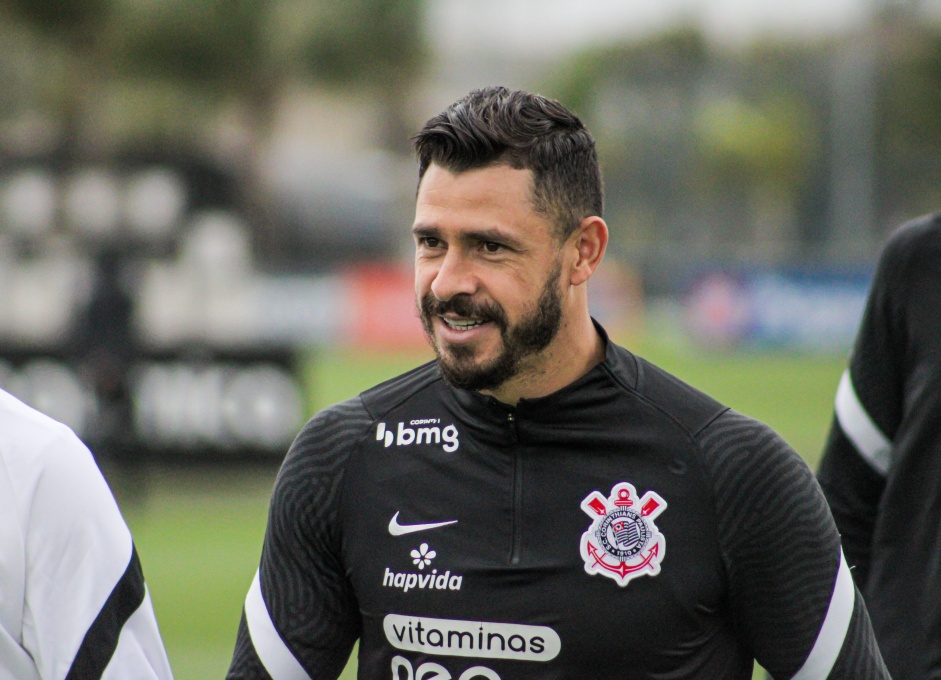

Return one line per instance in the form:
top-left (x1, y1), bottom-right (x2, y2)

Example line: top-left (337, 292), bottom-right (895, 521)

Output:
top-left (443, 320), bottom-right (637, 446)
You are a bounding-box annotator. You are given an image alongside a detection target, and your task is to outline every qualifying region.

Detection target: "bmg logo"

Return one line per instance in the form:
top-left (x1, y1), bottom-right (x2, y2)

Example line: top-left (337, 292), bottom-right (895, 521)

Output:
top-left (376, 420), bottom-right (459, 453)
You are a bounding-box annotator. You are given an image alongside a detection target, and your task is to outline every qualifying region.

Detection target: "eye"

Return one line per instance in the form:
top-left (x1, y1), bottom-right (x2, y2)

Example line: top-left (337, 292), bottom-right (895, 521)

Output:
top-left (483, 241), bottom-right (502, 253)
top-left (419, 236), bottom-right (441, 248)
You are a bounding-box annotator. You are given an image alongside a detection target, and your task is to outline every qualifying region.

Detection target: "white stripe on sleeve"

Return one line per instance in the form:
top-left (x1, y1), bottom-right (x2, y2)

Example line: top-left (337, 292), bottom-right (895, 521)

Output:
top-left (834, 370), bottom-right (891, 476)
top-left (244, 570), bottom-right (312, 680)
top-left (791, 550), bottom-right (856, 680)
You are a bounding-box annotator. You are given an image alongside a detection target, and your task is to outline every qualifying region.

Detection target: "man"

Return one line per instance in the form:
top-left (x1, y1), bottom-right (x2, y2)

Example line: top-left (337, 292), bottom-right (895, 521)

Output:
top-left (228, 87), bottom-right (888, 679)
top-left (817, 213), bottom-right (941, 678)
top-left (0, 386), bottom-right (173, 679)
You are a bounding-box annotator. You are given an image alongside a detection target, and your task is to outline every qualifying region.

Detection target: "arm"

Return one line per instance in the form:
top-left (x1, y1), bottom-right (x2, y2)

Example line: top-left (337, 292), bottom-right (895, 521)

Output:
top-left (699, 410), bottom-right (888, 679)
top-left (817, 233), bottom-right (907, 588)
top-left (227, 399), bottom-right (370, 680)
top-left (19, 425), bottom-right (172, 680)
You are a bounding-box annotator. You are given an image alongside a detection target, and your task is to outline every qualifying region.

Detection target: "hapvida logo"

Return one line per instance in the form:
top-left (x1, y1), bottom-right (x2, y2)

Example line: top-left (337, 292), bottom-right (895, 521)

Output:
top-left (383, 567), bottom-right (463, 593)
top-left (377, 419), bottom-right (460, 452)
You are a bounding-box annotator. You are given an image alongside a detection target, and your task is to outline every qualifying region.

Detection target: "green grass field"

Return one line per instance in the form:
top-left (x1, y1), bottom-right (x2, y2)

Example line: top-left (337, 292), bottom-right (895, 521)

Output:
top-left (120, 334), bottom-right (847, 679)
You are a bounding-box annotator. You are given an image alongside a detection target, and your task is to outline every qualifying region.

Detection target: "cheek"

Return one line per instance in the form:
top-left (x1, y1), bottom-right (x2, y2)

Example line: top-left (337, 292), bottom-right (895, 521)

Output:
top-left (413, 263), bottom-right (434, 295)
top-left (508, 272), bottom-right (543, 303)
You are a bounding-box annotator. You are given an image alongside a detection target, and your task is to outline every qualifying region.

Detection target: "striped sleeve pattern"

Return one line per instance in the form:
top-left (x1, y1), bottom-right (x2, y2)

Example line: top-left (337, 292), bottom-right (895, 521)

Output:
top-left (66, 546), bottom-right (146, 679)
top-left (9, 408), bottom-right (173, 680)
top-left (817, 372), bottom-right (888, 589)
top-left (698, 410), bottom-right (888, 679)
top-left (825, 583), bottom-right (890, 679)
top-left (228, 397), bottom-right (374, 680)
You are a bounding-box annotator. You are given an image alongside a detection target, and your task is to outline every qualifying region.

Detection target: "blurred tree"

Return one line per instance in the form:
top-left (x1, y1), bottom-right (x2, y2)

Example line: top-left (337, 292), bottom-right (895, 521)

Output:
top-left (548, 29), bottom-right (822, 262)
top-left (694, 97), bottom-right (813, 191)
top-left (111, 1), bottom-right (278, 141)
top-left (1, 0), bottom-right (110, 36)
top-left (0, 0), bottom-right (428, 157)
top-left (546, 28), bottom-right (711, 261)
top-left (0, 0), bottom-right (428, 264)
top-left (0, 0), bottom-right (117, 156)
top-left (692, 92), bottom-right (819, 258)
top-left (549, 10), bottom-right (941, 271)
top-left (300, 0), bottom-right (426, 153)
top-left (106, 0), bottom-right (428, 260)
top-left (873, 11), bottom-right (941, 223)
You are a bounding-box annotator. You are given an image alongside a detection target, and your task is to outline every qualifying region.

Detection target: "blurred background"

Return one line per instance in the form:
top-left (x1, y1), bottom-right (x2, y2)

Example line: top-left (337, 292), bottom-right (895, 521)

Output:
top-left (1, 0), bottom-right (940, 677)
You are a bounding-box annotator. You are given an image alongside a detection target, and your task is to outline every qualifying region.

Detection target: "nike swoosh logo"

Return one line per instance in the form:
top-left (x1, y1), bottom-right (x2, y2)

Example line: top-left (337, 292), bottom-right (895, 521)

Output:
top-left (388, 511), bottom-right (458, 536)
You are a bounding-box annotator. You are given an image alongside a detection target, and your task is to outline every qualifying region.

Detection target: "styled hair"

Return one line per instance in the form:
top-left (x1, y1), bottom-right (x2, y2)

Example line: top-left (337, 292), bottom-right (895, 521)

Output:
top-left (413, 86), bottom-right (603, 239)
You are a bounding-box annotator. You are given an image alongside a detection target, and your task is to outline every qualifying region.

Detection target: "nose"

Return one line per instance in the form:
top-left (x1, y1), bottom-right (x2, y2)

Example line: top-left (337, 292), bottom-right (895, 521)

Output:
top-left (429, 248), bottom-right (478, 302)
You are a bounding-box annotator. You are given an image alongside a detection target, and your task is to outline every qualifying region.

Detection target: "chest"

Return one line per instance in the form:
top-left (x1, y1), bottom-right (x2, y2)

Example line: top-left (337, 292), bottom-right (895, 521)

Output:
top-left (339, 425), bottom-right (740, 678)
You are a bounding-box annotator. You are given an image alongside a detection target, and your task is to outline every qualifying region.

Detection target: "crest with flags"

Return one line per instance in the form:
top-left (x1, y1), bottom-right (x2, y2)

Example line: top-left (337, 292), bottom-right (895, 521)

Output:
top-left (579, 482), bottom-right (667, 587)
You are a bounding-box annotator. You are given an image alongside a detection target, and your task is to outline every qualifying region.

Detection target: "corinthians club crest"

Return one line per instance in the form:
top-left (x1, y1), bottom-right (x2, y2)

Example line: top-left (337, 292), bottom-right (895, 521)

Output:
top-left (579, 482), bottom-right (667, 587)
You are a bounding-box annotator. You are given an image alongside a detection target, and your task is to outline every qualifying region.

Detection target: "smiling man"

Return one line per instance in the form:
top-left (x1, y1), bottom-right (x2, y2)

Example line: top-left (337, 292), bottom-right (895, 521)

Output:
top-left (413, 161), bottom-right (603, 402)
top-left (228, 87), bottom-right (888, 679)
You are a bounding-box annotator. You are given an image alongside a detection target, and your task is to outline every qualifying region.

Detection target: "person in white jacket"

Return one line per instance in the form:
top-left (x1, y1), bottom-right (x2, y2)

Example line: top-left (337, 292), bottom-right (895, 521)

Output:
top-left (0, 387), bottom-right (173, 679)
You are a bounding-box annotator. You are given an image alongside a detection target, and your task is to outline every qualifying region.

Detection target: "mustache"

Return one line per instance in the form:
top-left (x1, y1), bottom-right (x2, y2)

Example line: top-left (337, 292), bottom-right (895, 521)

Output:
top-left (419, 293), bottom-right (508, 328)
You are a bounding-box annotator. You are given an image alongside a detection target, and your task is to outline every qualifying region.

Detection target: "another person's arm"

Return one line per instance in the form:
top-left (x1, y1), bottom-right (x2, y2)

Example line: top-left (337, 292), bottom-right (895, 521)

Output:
top-left (18, 422), bottom-right (172, 679)
top-left (817, 234), bottom-right (907, 588)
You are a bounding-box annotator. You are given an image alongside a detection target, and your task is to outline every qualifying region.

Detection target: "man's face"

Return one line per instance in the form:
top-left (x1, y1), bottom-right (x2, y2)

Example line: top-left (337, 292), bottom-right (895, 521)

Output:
top-left (413, 164), bottom-right (566, 391)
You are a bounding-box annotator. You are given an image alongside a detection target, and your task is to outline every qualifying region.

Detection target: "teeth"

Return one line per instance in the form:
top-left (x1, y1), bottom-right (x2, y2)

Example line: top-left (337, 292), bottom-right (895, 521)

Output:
top-left (443, 318), bottom-right (483, 330)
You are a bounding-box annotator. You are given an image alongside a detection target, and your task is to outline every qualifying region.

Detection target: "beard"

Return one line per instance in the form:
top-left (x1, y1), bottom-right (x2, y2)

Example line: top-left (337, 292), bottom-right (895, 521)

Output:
top-left (419, 262), bottom-right (564, 391)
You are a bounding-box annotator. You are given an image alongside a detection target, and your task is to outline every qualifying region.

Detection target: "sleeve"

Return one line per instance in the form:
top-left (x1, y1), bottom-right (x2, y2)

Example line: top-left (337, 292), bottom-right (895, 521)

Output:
top-left (816, 228), bottom-right (909, 588)
top-left (20, 426), bottom-right (172, 680)
top-left (699, 410), bottom-right (889, 679)
top-left (227, 398), bottom-right (371, 680)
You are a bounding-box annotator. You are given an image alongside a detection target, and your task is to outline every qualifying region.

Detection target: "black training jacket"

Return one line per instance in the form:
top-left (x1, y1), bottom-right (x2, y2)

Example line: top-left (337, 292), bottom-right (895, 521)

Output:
top-left (230, 327), bottom-right (887, 679)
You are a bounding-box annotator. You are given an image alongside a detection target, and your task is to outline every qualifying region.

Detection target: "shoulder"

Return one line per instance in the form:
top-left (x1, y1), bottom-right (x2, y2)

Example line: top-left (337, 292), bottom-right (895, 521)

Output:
top-left (876, 212), bottom-right (941, 282)
top-left (280, 396), bottom-right (374, 483)
top-left (264, 366), bottom-right (440, 559)
top-left (0, 389), bottom-right (131, 574)
top-left (0, 388), bottom-right (95, 498)
top-left (0, 388), bottom-right (80, 456)
top-left (695, 409), bottom-right (824, 522)
top-left (603, 343), bottom-right (729, 440)
top-left (359, 360), bottom-right (441, 419)
top-left (287, 361), bottom-right (440, 462)
top-left (602, 343), bottom-right (801, 481)
top-left (696, 408), bottom-right (806, 474)
top-left (276, 362), bottom-right (441, 495)
top-left (858, 212), bottom-right (941, 332)
top-left (883, 211), bottom-right (941, 253)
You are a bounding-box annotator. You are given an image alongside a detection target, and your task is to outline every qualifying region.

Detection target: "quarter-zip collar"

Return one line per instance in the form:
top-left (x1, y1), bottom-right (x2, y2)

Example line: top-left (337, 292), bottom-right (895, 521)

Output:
top-left (446, 321), bottom-right (638, 447)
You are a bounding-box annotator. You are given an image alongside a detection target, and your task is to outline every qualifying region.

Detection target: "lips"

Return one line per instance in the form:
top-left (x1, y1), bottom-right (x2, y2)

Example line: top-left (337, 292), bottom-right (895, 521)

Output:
top-left (435, 315), bottom-right (492, 345)
top-left (420, 292), bottom-right (507, 343)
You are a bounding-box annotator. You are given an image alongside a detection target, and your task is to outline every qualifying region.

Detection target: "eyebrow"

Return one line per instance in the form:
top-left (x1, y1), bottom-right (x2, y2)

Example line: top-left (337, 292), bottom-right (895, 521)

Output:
top-left (411, 225), bottom-right (440, 239)
top-left (411, 224), bottom-right (525, 250)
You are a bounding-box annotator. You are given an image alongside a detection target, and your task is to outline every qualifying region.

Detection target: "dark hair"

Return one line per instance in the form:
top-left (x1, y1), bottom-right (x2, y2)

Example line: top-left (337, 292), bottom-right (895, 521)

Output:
top-left (413, 86), bottom-right (603, 239)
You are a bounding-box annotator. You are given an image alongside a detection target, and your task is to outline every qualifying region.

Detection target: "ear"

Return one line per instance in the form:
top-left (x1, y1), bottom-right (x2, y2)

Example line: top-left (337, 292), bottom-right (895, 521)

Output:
top-left (567, 216), bottom-right (608, 287)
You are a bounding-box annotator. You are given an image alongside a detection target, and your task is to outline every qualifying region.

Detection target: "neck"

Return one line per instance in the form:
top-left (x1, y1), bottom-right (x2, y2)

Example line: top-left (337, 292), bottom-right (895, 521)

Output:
top-left (482, 310), bottom-right (604, 406)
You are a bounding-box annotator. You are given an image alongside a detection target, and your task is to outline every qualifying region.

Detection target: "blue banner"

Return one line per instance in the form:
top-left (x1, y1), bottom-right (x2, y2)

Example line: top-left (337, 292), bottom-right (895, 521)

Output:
top-left (684, 267), bottom-right (873, 352)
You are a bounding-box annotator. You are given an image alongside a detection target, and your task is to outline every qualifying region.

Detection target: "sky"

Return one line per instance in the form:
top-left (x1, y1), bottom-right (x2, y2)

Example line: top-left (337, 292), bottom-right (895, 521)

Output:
top-left (428, 0), bottom-right (933, 55)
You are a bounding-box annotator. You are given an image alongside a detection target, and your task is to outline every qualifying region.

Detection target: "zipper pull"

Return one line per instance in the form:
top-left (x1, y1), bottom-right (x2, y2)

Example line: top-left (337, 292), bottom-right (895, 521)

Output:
top-left (506, 411), bottom-right (518, 443)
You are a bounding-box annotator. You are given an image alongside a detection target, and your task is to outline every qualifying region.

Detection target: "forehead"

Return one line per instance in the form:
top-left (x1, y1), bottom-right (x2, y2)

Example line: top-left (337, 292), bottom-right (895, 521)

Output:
top-left (414, 164), bottom-right (552, 237)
